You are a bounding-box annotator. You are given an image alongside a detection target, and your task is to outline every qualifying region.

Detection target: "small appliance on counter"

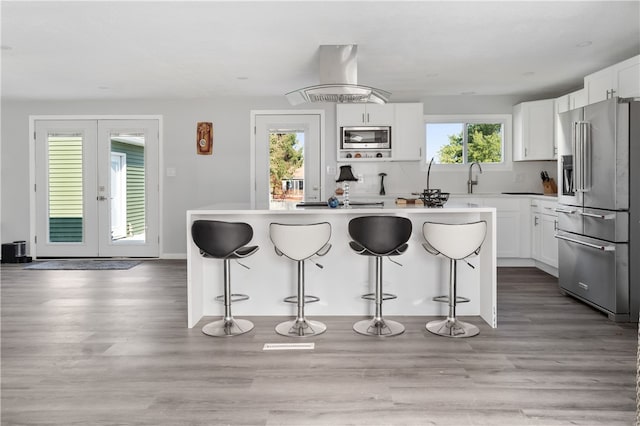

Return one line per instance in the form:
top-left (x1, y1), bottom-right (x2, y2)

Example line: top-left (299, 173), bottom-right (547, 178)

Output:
top-left (1, 241), bottom-right (32, 263)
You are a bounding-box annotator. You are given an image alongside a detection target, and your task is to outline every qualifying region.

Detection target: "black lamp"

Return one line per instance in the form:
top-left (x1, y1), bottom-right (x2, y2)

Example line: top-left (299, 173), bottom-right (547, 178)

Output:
top-left (336, 165), bottom-right (358, 208)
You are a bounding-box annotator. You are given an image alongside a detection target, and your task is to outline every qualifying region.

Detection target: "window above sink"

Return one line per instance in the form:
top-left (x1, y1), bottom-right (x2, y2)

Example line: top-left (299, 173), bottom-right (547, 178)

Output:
top-left (423, 114), bottom-right (513, 172)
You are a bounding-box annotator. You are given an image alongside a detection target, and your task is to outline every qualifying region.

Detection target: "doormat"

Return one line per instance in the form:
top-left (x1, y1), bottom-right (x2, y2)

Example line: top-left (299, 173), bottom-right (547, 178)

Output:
top-left (23, 260), bottom-right (141, 270)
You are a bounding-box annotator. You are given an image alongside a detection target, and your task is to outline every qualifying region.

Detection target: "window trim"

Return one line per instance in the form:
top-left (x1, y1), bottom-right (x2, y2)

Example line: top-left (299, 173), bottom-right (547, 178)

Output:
top-left (422, 114), bottom-right (513, 172)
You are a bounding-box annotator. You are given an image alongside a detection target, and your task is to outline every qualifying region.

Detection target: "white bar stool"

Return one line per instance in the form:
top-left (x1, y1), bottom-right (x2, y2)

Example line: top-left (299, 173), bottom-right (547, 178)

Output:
top-left (191, 220), bottom-right (259, 337)
top-left (348, 215), bottom-right (412, 337)
top-left (422, 220), bottom-right (487, 338)
top-left (269, 222), bottom-right (331, 337)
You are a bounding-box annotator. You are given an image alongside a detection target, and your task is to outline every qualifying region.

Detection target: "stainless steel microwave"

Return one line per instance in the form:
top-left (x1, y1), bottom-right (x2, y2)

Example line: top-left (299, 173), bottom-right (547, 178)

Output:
top-left (341, 126), bottom-right (391, 150)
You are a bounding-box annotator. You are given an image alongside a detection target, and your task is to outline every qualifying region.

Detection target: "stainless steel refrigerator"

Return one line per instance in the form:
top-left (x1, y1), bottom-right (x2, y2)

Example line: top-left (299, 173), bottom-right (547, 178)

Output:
top-left (556, 97), bottom-right (639, 321)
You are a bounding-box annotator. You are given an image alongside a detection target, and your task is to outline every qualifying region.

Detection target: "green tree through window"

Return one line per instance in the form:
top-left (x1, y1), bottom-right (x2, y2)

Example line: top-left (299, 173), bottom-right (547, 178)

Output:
top-left (467, 123), bottom-right (502, 163)
top-left (269, 133), bottom-right (303, 198)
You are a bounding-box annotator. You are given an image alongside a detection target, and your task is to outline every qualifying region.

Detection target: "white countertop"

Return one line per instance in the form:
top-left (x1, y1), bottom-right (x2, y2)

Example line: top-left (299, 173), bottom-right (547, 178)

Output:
top-left (188, 202), bottom-right (494, 214)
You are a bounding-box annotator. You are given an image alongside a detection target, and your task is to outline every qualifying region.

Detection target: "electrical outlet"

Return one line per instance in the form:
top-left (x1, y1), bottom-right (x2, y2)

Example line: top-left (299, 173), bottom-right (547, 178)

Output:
top-left (326, 166), bottom-right (336, 175)
top-left (515, 173), bottom-right (525, 183)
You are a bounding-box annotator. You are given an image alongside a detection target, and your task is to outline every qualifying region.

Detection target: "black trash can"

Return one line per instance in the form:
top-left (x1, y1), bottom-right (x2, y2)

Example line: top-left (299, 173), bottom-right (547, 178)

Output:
top-left (1, 241), bottom-right (31, 263)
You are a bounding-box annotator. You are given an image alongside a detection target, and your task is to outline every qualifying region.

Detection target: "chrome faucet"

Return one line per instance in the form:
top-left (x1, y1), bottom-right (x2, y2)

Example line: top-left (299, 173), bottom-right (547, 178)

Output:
top-left (467, 162), bottom-right (483, 194)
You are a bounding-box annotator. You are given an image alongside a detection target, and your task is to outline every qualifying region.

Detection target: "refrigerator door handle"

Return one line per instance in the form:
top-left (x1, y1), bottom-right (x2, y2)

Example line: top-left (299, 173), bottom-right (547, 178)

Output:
top-left (555, 234), bottom-right (616, 251)
top-left (572, 121), bottom-right (580, 192)
top-left (580, 121), bottom-right (591, 192)
top-left (579, 211), bottom-right (616, 220)
top-left (574, 121), bottom-right (591, 193)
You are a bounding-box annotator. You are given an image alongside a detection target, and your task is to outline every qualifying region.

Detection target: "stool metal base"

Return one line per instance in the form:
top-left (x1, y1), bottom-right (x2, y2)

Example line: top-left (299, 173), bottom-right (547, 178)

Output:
top-left (426, 318), bottom-right (479, 338)
top-left (275, 318), bottom-right (327, 338)
top-left (202, 318), bottom-right (254, 337)
top-left (353, 318), bottom-right (405, 337)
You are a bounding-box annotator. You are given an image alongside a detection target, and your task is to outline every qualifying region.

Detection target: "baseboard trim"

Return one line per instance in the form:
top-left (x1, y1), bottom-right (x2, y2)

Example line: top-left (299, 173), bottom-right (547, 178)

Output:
top-left (497, 258), bottom-right (535, 267)
top-left (161, 253), bottom-right (187, 260)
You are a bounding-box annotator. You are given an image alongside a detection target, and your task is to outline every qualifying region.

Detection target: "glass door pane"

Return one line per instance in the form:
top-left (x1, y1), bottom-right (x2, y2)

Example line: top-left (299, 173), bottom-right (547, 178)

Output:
top-left (108, 132), bottom-right (146, 244)
top-left (269, 131), bottom-right (304, 210)
top-left (47, 133), bottom-right (84, 242)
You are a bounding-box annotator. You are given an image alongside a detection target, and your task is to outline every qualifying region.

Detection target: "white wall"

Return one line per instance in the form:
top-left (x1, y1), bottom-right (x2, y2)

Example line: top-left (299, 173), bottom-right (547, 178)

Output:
top-left (1, 94), bottom-right (555, 257)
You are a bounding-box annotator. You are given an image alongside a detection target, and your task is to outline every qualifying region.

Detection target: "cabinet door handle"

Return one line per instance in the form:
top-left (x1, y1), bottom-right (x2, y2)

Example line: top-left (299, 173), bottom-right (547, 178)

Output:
top-left (534, 217), bottom-right (539, 226)
top-left (366, 113), bottom-right (370, 123)
top-left (362, 113), bottom-right (365, 123)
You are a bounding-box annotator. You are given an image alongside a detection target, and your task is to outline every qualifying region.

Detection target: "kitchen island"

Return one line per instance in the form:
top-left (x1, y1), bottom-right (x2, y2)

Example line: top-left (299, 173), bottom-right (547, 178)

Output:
top-left (186, 203), bottom-right (497, 329)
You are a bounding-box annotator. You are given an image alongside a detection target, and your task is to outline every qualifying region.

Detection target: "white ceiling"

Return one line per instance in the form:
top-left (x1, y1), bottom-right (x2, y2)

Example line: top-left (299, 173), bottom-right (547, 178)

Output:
top-left (2, 1), bottom-right (639, 102)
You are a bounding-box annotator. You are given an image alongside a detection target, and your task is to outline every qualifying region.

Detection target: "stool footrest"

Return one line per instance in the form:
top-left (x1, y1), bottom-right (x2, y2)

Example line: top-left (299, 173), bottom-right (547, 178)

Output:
top-left (432, 295), bottom-right (470, 304)
top-left (215, 293), bottom-right (250, 303)
top-left (283, 295), bottom-right (320, 304)
top-left (362, 292), bottom-right (397, 301)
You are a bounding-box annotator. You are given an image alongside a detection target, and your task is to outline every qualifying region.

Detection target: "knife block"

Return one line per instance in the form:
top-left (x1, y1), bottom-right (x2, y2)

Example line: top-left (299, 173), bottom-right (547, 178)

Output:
top-left (543, 178), bottom-right (557, 195)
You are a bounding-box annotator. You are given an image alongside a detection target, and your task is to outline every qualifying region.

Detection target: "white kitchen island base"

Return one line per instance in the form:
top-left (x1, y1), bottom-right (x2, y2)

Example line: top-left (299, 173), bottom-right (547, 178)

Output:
top-left (187, 204), bottom-right (497, 329)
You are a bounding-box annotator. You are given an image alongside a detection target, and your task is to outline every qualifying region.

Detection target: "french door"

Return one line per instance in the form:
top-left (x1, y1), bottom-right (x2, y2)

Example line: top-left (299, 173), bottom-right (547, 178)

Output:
top-left (34, 119), bottom-right (159, 257)
top-left (252, 113), bottom-right (323, 209)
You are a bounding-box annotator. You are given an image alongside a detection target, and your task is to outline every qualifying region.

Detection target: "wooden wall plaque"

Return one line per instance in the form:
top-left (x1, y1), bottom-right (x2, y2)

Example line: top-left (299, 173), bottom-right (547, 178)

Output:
top-left (196, 122), bottom-right (213, 155)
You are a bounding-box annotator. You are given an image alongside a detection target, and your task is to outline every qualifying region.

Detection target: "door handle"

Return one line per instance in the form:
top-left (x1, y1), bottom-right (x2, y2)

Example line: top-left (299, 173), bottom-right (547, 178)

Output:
top-left (555, 234), bottom-right (615, 251)
top-left (97, 196), bottom-right (111, 201)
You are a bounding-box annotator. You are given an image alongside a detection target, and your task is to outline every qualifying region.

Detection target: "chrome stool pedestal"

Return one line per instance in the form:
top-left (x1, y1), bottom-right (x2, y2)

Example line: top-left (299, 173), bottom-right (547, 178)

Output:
top-left (275, 259), bottom-right (327, 337)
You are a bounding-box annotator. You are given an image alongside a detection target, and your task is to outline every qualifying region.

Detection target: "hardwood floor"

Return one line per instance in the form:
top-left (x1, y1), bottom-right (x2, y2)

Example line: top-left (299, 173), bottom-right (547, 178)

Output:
top-left (1, 261), bottom-right (637, 425)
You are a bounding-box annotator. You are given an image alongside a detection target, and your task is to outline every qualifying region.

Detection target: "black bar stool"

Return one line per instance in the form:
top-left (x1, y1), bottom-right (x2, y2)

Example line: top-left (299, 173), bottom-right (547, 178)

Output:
top-left (422, 220), bottom-right (487, 338)
top-left (269, 222), bottom-right (331, 337)
top-left (191, 220), bottom-right (259, 337)
top-left (348, 215), bottom-right (412, 337)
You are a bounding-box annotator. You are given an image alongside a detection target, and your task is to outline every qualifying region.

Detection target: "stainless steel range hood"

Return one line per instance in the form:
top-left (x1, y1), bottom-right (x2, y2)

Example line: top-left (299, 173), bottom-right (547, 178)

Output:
top-left (285, 45), bottom-right (391, 105)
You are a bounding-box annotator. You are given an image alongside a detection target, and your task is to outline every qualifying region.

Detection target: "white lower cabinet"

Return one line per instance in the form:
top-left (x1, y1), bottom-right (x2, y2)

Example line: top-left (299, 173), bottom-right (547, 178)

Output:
top-left (531, 199), bottom-right (558, 269)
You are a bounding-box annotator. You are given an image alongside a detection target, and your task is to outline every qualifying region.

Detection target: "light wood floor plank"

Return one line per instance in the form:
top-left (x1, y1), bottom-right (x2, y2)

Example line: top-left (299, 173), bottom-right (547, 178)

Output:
top-left (1, 262), bottom-right (636, 425)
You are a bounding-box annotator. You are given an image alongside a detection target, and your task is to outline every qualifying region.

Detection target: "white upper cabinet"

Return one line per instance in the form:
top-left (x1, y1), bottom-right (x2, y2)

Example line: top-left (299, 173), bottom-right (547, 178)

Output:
top-left (569, 88), bottom-right (587, 109)
top-left (392, 103), bottom-right (424, 161)
top-left (555, 94), bottom-right (570, 114)
top-left (585, 55), bottom-right (640, 104)
top-left (336, 104), bottom-right (395, 127)
top-left (513, 98), bottom-right (555, 161)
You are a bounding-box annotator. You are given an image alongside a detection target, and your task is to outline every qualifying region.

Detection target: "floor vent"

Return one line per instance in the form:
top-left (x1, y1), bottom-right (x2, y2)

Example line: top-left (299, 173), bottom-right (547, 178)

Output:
top-left (263, 342), bottom-right (315, 351)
